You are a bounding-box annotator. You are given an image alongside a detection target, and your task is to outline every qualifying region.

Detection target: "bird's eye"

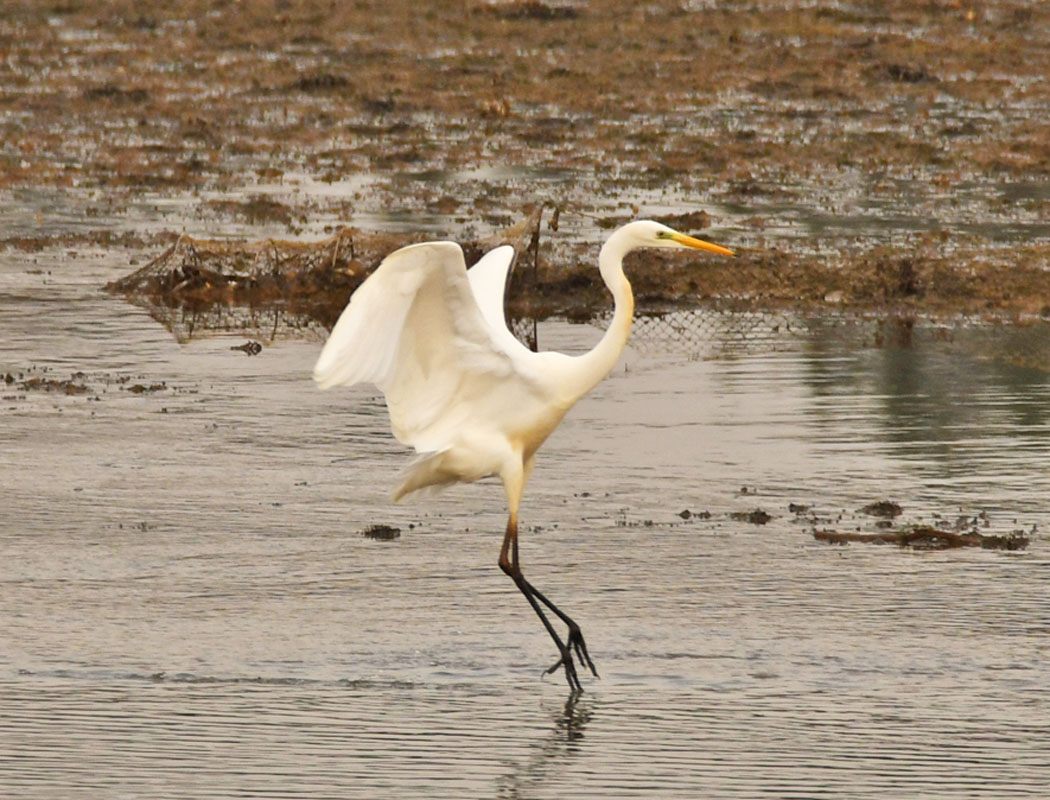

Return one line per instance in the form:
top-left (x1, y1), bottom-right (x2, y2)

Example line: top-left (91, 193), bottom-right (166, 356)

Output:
top-left (656, 231), bottom-right (674, 240)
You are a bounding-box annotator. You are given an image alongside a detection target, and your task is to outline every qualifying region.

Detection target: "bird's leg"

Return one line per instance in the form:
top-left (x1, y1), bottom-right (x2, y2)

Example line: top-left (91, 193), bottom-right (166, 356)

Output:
top-left (505, 518), bottom-right (597, 677)
top-left (500, 518), bottom-right (583, 693)
top-left (499, 514), bottom-right (591, 691)
top-left (520, 579), bottom-right (598, 679)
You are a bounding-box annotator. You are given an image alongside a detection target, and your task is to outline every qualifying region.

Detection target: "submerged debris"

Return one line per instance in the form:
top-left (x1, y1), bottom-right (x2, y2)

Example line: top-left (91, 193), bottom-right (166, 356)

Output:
top-left (860, 500), bottom-right (903, 518)
top-left (814, 526), bottom-right (1029, 551)
top-left (2, 367), bottom-right (193, 404)
top-left (361, 524), bottom-right (401, 541)
top-left (677, 509), bottom-right (713, 521)
top-left (19, 375), bottom-right (92, 395)
top-left (731, 509), bottom-right (773, 525)
top-left (231, 341), bottom-right (263, 356)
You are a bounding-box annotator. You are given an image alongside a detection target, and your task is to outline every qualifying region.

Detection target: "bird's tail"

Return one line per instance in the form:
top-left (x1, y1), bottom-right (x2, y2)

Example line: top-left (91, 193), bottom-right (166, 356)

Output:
top-left (392, 450), bottom-right (458, 502)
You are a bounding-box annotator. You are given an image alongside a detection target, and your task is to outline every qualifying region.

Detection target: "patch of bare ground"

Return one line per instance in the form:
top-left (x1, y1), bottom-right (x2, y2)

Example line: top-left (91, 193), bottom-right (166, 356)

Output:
top-left (1, 0), bottom-right (1045, 191)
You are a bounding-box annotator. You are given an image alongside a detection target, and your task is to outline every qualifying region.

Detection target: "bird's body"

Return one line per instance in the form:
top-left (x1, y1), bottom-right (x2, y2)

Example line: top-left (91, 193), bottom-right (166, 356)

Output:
top-left (314, 220), bottom-right (733, 691)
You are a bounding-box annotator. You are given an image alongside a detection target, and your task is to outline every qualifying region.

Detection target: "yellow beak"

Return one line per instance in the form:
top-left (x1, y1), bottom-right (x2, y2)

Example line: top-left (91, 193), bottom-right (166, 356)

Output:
top-left (670, 232), bottom-right (735, 257)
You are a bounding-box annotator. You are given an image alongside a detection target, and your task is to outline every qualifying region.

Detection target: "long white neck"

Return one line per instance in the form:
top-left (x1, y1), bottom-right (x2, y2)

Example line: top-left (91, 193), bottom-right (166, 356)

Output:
top-left (566, 229), bottom-right (635, 401)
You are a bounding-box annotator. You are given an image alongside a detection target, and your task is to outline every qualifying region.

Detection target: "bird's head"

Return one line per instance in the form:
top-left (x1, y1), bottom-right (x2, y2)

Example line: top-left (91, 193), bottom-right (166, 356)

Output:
top-left (617, 219), bottom-right (734, 257)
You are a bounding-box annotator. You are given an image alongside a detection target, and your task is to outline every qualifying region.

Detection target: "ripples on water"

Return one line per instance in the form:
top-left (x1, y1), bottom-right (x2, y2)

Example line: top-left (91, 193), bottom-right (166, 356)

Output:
top-left (1, 250), bottom-right (1048, 798)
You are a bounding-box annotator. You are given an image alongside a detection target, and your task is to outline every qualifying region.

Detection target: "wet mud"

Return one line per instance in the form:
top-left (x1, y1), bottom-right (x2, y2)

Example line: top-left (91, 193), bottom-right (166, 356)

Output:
top-left (3, 1), bottom-right (1047, 193)
top-left (2, 0), bottom-right (1047, 322)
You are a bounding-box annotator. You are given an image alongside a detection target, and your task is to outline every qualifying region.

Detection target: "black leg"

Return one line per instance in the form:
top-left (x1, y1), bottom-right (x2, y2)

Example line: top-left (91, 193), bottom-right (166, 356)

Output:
top-left (522, 577), bottom-right (598, 679)
top-left (499, 517), bottom-right (596, 692)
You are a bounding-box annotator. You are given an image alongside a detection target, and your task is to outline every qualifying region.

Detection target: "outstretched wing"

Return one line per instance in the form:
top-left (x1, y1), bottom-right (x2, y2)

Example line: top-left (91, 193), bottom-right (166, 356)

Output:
top-left (313, 241), bottom-right (530, 450)
top-left (467, 244), bottom-right (532, 357)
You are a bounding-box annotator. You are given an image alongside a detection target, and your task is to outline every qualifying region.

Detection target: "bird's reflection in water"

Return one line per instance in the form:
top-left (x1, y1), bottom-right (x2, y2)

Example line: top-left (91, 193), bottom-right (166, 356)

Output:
top-left (558, 692), bottom-right (593, 744)
top-left (496, 693), bottom-right (595, 799)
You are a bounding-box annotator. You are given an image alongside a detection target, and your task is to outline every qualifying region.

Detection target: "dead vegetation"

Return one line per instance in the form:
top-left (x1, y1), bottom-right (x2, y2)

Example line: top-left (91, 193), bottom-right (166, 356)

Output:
top-left (3, 0), bottom-right (1042, 325)
top-left (105, 209), bottom-right (1050, 328)
top-left (1, 0), bottom-right (1046, 199)
top-left (814, 527), bottom-right (1029, 551)
top-left (16, 375), bottom-right (93, 395)
top-left (107, 229), bottom-right (367, 313)
top-left (105, 210), bottom-right (545, 335)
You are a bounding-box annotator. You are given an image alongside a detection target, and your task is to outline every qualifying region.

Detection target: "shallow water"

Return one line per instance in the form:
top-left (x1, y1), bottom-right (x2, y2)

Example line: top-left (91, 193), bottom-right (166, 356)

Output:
top-left (2, 248), bottom-right (1049, 798)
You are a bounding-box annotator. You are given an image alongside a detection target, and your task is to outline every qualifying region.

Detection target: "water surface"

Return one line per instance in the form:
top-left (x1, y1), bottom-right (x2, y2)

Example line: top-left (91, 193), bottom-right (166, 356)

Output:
top-left (1, 248), bottom-right (1048, 798)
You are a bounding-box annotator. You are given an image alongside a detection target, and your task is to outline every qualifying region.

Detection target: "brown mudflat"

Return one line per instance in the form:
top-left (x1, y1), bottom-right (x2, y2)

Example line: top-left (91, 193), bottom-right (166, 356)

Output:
top-left (2, 0), bottom-right (1047, 320)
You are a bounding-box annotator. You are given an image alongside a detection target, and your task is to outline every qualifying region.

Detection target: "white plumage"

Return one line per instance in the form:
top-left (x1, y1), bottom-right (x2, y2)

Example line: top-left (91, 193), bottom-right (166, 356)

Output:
top-left (314, 239), bottom-right (553, 498)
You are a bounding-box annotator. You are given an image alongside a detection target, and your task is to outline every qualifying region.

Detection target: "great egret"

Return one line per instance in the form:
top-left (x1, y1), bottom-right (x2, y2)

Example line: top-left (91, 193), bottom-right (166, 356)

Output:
top-left (314, 220), bottom-right (734, 691)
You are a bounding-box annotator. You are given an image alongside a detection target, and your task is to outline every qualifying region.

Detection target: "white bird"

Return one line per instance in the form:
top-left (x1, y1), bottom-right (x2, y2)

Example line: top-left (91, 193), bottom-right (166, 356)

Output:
top-left (314, 220), bottom-right (734, 691)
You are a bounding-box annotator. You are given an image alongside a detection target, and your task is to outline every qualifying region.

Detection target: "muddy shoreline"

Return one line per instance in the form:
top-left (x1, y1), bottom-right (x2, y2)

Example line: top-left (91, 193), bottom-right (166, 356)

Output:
top-left (2, 0), bottom-right (1047, 319)
top-left (103, 211), bottom-right (1050, 334)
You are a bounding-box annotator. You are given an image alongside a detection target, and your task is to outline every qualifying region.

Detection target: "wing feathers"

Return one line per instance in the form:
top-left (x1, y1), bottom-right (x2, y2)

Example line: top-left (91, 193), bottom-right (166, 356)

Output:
top-left (312, 280), bottom-right (409, 389)
top-left (466, 244), bottom-right (530, 356)
top-left (467, 245), bottom-right (513, 333)
top-left (313, 240), bottom-right (530, 451)
top-left (312, 242), bottom-right (460, 390)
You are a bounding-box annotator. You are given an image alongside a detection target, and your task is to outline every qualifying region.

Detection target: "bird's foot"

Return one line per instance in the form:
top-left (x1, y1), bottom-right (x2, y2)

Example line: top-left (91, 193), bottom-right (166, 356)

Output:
top-left (544, 626), bottom-right (598, 693)
top-left (567, 625), bottom-right (599, 678)
top-left (545, 645), bottom-right (583, 693)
